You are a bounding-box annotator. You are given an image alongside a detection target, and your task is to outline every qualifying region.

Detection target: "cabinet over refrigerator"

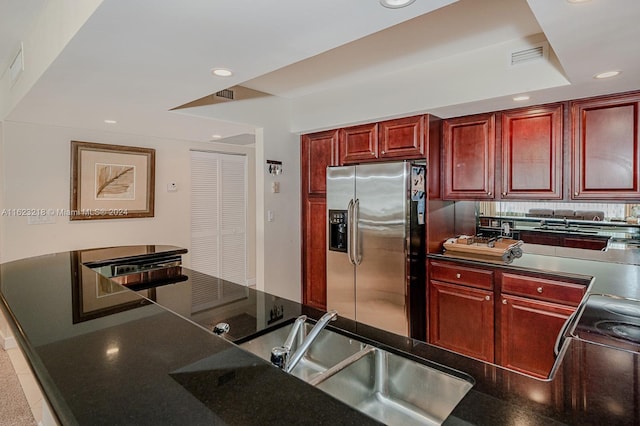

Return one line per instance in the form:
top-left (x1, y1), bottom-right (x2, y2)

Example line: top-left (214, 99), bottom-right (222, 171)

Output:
top-left (326, 161), bottom-right (426, 340)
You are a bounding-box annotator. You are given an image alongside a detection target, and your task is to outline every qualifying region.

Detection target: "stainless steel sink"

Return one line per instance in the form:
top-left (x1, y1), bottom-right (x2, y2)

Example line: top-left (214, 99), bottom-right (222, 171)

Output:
top-left (238, 320), bottom-right (365, 383)
top-left (238, 320), bottom-right (473, 425)
top-left (315, 347), bottom-right (473, 426)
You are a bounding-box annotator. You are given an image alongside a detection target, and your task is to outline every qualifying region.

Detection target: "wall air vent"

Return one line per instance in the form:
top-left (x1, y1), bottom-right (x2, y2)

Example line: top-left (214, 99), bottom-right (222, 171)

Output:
top-left (9, 43), bottom-right (24, 83)
top-left (510, 43), bottom-right (548, 66)
top-left (215, 89), bottom-right (235, 100)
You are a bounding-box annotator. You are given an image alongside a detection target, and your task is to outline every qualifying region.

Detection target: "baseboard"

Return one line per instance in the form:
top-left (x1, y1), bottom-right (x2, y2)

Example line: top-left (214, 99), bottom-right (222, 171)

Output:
top-left (1, 329), bottom-right (17, 350)
top-left (246, 278), bottom-right (256, 287)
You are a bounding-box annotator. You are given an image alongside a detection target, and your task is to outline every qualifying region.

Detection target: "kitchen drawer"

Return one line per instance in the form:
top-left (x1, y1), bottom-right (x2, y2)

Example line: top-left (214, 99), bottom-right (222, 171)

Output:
top-left (501, 273), bottom-right (586, 307)
top-left (429, 260), bottom-right (493, 290)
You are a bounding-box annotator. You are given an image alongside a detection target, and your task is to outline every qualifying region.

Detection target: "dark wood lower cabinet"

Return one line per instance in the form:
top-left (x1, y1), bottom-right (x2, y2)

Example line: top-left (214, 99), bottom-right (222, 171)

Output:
top-left (563, 236), bottom-right (609, 250)
top-left (302, 198), bottom-right (327, 309)
top-left (427, 259), bottom-right (588, 378)
top-left (520, 230), bottom-right (609, 250)
top-left (429, 280), bottom-right (494, 362)
top-left (499, 294), bottom-right (575, 379)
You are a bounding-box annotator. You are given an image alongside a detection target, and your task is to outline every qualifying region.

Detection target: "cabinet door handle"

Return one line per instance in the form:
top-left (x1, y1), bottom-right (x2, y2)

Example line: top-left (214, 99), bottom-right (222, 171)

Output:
top-left (574, 192), bottom-right (578, 196)
top-left (487, 192), bottom-right (492, 196)
top-left (381, 150), bottom-right (385, 155)
top-left (502, 299), bottom-right (507, 304)
top-left (537, 287), bottom-right (543, 294)
top-left (485, 295), bottom-right (491, 301)
top-left (502, 192), bottom-right (506, 196)
top-left (456, 273), bottom-right (461, 279)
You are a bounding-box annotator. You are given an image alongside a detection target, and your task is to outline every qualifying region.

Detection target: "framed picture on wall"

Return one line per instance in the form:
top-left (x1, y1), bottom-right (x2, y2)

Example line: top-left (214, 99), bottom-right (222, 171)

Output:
top-left (70, 141), bottom-right (155, 220)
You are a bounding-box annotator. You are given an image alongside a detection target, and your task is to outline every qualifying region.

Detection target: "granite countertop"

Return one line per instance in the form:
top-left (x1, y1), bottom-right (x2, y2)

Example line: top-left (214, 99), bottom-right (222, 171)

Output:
top-left (1, 245), bottom-right (639, 425)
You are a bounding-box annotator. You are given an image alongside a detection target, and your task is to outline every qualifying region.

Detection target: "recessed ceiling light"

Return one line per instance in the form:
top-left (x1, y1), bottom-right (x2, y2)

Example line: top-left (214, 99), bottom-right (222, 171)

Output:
top-left (380, 0), bottom-right (416, 8)
top-left (210, 134), bottom-right (222, 140)
top-left (104, 119), bottom-right (117, 124)
top-left (513, 95), bottom-right (530, 102)
top-left (567, 0), bottom-right (591, 3)
top-left (594, 70), bottom-right (621, 79)
top-left (211, 68), bottom-right (233, 77)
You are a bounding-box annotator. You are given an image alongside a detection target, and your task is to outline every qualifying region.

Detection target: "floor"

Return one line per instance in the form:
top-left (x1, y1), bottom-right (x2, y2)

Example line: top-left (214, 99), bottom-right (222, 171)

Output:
top-left (0, 345), bottom-right (37, 425)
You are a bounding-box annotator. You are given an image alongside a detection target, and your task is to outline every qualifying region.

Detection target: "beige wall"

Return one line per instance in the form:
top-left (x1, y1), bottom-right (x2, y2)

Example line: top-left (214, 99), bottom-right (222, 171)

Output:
top-left (0, 120), bottom-right (256, 284)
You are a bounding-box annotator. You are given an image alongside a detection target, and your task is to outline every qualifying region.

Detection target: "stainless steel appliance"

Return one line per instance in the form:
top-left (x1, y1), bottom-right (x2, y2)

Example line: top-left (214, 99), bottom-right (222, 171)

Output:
top-left (327, 161), bottom-right (426, 339)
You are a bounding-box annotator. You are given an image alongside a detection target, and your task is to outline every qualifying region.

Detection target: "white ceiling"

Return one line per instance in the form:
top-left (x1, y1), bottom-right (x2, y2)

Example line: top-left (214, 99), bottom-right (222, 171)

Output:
top-left (2, 0), bottom-right (640, 143)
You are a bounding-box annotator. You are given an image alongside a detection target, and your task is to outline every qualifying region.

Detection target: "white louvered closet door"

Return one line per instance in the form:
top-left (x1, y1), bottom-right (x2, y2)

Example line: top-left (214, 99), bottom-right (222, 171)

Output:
top-left (191, 151), bottom-right (247, 285)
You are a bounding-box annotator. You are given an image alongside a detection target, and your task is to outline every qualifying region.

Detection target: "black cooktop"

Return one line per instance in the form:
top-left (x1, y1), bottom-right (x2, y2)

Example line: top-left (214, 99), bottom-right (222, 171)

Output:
top-left (571, 294), bottom-right (640, 352)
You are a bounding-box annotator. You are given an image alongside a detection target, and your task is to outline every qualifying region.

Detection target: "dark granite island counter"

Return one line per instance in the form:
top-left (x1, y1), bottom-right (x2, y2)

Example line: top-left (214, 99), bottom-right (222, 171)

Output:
top-left (1, 245), bottom-right (639, 425)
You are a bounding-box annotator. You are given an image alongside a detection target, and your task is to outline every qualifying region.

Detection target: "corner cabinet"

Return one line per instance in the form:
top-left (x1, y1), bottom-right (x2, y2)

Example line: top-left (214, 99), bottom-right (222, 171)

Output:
top-left (498, 272), bottom-right (585, 379)
top-left (443, 113), bottom-right (496, 199)
top-left (301, 130), bottom-right (339, 309)
top-left (501, 104), bottom-right (563, 199)
top-left (571, 92), bottom-right (640, 200)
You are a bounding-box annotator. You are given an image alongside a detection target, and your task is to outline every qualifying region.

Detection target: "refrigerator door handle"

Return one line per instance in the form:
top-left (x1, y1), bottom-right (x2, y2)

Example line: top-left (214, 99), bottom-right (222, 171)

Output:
top-left (347, 199), bottom-right (355, 265)
top-left (353, 198), bottom-right (362, 265)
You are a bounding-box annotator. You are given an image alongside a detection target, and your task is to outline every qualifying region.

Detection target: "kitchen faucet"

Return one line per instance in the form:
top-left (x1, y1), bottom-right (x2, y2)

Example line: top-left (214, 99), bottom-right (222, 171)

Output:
top-left (271, 310), bottom-right (338, 373)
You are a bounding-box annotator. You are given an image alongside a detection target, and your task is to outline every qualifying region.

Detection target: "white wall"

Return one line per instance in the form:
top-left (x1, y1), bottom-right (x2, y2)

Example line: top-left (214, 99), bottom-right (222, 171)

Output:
top-left (0, 120), bottom-right (256, 284)
top-left (182, 95), bottom-right (301, 302)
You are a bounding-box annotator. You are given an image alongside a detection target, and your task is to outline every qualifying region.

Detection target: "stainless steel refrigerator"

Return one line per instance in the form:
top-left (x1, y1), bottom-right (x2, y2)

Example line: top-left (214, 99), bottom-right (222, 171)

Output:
top-left (326, 161), bottom-right (426, 339)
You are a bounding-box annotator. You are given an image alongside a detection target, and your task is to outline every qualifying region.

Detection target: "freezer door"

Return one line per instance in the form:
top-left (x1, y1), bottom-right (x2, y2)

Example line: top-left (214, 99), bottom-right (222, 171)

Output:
top-left (355, 162), bottom-right (409, 336)
top-left (326, 166), bottom-right (356, 321)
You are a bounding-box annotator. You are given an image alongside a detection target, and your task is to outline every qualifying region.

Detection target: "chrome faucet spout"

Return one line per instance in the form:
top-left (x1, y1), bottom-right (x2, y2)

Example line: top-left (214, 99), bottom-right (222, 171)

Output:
top-left (270, 315), bottom-right (307, 370)
top-left (270, 310), bottom-right (338, 373)
top-left (285, 310), bottom-right (338, 373)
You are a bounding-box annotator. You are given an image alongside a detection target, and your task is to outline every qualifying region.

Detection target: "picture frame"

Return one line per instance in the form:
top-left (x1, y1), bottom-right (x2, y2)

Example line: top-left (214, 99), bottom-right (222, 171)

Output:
top-left (71, 251), bottom-right (156, 324)
top-left (70, 141), bottom-right (155, 220)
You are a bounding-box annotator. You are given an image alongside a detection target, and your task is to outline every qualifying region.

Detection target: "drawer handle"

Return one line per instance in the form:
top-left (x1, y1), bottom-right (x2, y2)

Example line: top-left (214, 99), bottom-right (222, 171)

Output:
top-left (485, 295), bottom-right (490, 301)
top-left (502, 299), bottom-right (507, 305)
top-left (456, 273), bottom-right (461, 279)
top-left (537, 287), bottom-right (543, 294)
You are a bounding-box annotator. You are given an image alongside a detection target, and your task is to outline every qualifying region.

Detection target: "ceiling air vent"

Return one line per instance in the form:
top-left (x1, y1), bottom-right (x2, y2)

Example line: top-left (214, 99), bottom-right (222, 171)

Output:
top-left (215, 89), bottom-right (235, 100)
top-left (170, 86), bottom-right (271, 110)
top-left (510, 43), bottom-right (547, 66)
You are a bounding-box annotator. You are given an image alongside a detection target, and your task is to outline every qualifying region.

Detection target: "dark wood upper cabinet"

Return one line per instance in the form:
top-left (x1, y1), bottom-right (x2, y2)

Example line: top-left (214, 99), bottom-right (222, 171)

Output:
top-left (301, 130), bottom-right (338, 196)
top-left (501, 104), bottom-right (563, 199)
top-left (379, 115), bottom-right (425, 160)
top-left (443, 113), bottom-right (496, 199)
top-left (571, 92), bottom-right (640, 199)
top-left (339, 123), bottom-right (378, 164)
